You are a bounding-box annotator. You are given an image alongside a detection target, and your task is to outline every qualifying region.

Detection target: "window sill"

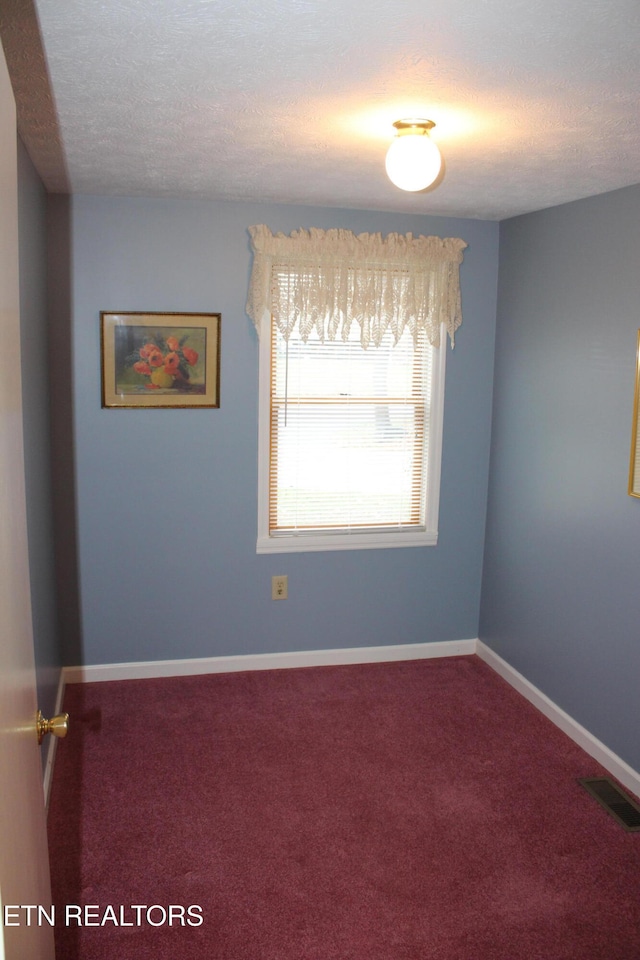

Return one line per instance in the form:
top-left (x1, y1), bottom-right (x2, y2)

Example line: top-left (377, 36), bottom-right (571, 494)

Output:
top-left (256, 529), bottom-right (438, 554)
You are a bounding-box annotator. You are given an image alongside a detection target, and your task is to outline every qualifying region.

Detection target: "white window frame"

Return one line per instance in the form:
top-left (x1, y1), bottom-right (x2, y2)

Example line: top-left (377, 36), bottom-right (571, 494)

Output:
top-left (256, 319), bottom-right (447, 554)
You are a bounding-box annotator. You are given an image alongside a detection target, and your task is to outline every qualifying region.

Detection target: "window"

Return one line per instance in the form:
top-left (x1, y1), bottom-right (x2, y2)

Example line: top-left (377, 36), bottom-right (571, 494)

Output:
top-left (247, 225), bottom-right (466, 554)
top-left (257, 314), bottom-right (445, 553)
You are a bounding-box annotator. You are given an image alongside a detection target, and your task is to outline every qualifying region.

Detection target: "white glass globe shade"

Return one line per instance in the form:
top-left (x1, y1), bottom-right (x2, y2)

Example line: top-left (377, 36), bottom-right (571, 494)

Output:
top-left (385, 132), bottom-right (442, 192)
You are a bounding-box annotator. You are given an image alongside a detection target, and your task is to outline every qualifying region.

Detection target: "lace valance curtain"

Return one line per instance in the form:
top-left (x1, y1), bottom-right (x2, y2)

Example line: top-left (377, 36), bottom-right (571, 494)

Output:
top-left (246, 224), bottom-right (467, 348)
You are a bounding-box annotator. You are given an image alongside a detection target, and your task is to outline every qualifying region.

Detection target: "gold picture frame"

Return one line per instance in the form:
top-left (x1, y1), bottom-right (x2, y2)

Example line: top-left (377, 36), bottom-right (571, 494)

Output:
top-left (629, 329), bottom-right (640, 498)
top-left (101, 312), bottom-right (220, 409)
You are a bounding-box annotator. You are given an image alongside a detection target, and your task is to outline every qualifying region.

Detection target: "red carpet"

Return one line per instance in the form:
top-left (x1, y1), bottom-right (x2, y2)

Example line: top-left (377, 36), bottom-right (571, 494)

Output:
top-left (48, 656), bottom-right (640, 959)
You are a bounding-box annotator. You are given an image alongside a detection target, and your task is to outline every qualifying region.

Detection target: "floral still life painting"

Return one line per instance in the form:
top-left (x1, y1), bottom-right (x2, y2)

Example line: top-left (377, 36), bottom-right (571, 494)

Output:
top-left (101, 312), bottom-right (221, 408)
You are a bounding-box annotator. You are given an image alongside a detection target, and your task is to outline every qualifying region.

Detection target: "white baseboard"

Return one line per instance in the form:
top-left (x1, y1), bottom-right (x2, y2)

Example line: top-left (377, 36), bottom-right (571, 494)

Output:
top-left (43, 666), bottom-right (66, 809)
top-left (476, 641), bottom-right (640, 799)
top-left (57, 637), bottom-right (640, 802)
top-left (63, 638), bottom-right (477, 684)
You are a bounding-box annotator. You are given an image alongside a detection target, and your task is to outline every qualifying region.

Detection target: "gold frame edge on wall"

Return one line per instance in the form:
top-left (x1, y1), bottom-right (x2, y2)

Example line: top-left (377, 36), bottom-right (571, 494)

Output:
top-left (628, 329), bottom-right (640, 498)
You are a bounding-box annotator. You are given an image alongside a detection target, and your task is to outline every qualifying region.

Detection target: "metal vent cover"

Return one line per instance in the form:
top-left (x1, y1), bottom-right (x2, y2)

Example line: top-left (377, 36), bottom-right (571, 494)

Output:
top-left (579, 778), bottom-right (640, 831)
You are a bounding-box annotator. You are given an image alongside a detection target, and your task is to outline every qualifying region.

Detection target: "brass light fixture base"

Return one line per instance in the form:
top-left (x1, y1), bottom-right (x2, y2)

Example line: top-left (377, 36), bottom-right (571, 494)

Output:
top-left (392, 118), bottom-right (436, 133)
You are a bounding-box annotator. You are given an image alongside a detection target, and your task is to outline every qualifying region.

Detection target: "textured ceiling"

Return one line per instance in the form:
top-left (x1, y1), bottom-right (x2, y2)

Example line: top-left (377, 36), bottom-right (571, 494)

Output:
top-left (2, 0), bottom-right (640, 220)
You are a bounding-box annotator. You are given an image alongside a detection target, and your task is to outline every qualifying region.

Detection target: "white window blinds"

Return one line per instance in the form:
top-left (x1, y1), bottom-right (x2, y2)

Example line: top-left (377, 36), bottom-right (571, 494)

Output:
top-left (268, 320), bottom-right (432, 536)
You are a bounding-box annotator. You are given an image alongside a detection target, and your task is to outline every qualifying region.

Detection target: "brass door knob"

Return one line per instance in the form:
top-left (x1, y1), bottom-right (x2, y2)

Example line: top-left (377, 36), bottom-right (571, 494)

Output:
top-left (37, 710), bottom-right (69, 745)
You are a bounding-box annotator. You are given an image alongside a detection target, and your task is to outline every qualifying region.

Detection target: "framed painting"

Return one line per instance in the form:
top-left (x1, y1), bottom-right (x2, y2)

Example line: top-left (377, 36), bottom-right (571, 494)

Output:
top-left (629, 329), bottom-right (640, 498)
top-left (101, 312), bottom-right (221, 408)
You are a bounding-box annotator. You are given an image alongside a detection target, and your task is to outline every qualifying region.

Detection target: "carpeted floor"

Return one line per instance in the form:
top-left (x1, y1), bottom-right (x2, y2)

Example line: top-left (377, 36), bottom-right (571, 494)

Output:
top-left (48, 655), bottom-right (640, 959)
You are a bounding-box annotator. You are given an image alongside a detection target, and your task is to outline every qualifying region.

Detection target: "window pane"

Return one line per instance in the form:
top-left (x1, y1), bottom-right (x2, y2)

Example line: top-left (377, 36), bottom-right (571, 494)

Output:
top-left (270, 323), bottom-right (431, 533)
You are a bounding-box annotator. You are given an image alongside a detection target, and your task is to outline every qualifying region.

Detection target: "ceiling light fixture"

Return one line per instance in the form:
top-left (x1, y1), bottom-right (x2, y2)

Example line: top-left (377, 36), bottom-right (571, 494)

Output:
top-left (385, 119), bottom-right (442, 192)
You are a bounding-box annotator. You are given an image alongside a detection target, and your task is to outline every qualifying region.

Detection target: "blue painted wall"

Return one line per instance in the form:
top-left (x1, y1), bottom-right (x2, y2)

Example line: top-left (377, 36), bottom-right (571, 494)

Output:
top-left (17, 139), bottom-right (61, 731)
top-left (69, 196), bottom-right (498, 666)
top-left (47, 194), bottom-right (82, 668)
top-left (480, 184), bottom-right (640, 772)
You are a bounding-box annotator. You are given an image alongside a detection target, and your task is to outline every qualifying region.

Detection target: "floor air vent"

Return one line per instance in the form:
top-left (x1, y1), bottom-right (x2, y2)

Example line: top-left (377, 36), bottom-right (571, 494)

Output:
top-left (579, 778), bottom-right (640, 831)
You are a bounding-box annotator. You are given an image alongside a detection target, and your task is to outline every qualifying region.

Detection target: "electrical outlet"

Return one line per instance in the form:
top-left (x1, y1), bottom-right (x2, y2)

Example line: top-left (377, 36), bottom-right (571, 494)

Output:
top-left (271, 575), bottom-right (288, 600)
